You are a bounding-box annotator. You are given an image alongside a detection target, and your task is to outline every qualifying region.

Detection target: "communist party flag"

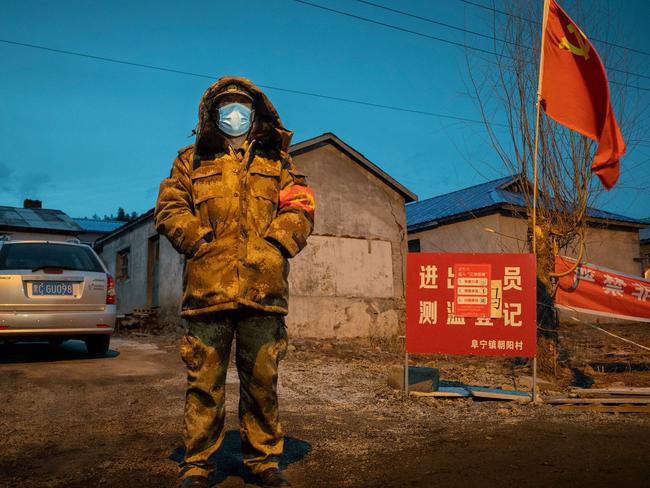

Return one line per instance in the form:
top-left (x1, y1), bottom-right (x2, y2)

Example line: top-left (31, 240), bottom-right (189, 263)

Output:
top-left (540, 0), bottom-right (625, 190)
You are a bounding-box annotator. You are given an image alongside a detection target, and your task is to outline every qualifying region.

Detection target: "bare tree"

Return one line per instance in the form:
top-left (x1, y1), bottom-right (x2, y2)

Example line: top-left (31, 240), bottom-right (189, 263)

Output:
top-left (465, 0), bottom-right (644, 370)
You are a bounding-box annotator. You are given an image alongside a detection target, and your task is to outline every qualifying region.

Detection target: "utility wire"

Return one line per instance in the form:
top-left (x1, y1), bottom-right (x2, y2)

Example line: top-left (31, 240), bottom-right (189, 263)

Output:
top-left (293, 0), bottom-right (498, 56)
top-left (355, 0), bottom-right (515, 46)
top-left (292, 0), bottom-right (650, 92)
top-left (568, 315), bottom-right (650, 352)
top-left (460, 0), bottom-right (650, 58)
top-left (356, 0), bottom-right (650, 82)
top-left (0, 38), bottom-right (496, 126)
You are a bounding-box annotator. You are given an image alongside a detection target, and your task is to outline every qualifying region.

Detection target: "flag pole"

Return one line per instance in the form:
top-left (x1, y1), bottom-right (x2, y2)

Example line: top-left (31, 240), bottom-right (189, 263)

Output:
top-left (531, 0), bottom-right (550, 405)
top-left (533, 0), bottom-right (550, 257)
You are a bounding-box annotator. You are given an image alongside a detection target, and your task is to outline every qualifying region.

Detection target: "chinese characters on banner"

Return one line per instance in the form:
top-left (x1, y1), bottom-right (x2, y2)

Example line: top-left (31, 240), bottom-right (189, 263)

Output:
top-left (555, 256), bottom-right (650, 322)
top-left (407, 253), bottom-right (537, 357)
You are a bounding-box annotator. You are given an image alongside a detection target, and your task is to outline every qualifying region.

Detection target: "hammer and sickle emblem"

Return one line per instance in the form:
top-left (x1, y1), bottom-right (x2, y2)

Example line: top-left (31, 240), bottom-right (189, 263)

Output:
top-left (559, 23), bottom-right (590, 60)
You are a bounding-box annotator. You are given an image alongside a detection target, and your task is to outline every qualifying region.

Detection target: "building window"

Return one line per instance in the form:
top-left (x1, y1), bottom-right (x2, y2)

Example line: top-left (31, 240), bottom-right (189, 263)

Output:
top-left (408, 239), bottom-right (421, 252)
top-left (116, 247), bottom-right (130, 281)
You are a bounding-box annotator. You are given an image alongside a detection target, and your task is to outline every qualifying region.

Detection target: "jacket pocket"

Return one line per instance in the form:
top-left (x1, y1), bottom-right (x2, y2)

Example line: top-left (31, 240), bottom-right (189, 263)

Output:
top-left (190, 236), bottom-right (214, 259)
top-left (248, 159), bottom-right (280, 201)
top-left (191, 162), bottom-right (226, 204)
top-left (191, 162), bottom-right (226, 234)
top-left (248, 159), bottom-right (280, 234)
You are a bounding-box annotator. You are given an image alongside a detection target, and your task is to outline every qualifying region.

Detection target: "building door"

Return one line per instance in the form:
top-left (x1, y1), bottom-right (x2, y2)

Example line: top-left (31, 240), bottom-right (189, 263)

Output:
top-left (147, 236), bottom-right (160, 308)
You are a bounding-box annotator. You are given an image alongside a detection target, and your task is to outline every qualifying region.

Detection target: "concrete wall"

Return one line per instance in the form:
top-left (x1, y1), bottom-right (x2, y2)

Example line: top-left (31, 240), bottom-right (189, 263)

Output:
top-left (582, 226), bottom-right (643, 276)
top-left (289, 143), bottom-right (408, 338)
top-left (409, 214), bottom-right (527, 254)
top-left (409, 213), bottom-right (642, 275)
top-left (99, 221), bottom-right (184, 322)
top-left (642, 241), bottom-right (650, 277)
top-left (99, 222), bottom-right (151, 316)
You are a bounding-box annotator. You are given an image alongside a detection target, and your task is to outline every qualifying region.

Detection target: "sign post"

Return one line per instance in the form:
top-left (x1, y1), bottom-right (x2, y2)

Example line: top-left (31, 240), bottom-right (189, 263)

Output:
top-left (406, 253), bottom-right (537, 397)
top-left (533, 357), bottom-right (538, 403)
top-left (404, 348), bottom-right (409, 397)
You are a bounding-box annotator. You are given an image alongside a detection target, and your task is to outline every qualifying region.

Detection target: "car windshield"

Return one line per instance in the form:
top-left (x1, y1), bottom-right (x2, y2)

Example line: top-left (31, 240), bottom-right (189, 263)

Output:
top-left (0, 243), bottom-right (104, 272)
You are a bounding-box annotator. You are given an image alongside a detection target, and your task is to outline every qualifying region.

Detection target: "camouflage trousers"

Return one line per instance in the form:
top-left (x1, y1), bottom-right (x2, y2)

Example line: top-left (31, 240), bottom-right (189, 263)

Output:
top-left (179, 307), bottom-right (288, 479)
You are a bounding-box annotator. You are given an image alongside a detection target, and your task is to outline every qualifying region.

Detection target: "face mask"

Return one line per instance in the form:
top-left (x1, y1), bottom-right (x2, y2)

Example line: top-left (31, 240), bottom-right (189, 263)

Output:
top-left (217, 102), bottom-right (252, 137)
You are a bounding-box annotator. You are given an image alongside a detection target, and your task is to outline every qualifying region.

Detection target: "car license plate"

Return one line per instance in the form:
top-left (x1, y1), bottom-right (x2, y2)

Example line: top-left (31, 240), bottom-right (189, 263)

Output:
top-left (32, 281), bottom-right (74, 296)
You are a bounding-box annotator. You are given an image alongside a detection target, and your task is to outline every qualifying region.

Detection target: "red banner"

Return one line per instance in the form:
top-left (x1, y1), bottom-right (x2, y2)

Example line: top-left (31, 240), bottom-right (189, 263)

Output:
top-left (406, 253), bottom-right (537, 357)
top-left (555, 256), bottom-right (650, 322)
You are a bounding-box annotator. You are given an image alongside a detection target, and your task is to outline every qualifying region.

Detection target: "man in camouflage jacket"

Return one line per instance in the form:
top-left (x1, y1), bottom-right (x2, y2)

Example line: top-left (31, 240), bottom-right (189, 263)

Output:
top-left (154, 76), bottom-right (315, 488)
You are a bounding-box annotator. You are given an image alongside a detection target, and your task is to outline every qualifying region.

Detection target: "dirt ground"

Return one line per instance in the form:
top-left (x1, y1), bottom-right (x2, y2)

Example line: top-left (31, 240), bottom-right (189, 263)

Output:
top-left (1, 331), bottom-right (649, 488)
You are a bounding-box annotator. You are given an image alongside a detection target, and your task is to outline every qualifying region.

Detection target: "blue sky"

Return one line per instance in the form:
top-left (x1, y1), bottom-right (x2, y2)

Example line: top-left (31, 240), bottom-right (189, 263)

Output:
top-left (1, 0), bottom-right (648, 220)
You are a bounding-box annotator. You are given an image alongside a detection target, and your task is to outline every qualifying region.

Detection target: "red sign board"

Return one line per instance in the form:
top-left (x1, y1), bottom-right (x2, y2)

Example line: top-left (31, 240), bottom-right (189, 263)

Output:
top-left (406, 253), bottom-right (537, 357)
top-left (454, 263), bottom-right (491, 317)
top-left (555, 256), bottom-right (650, 322)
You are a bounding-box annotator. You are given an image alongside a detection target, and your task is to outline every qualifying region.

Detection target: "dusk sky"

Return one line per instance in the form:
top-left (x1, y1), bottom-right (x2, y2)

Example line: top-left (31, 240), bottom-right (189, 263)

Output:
top-left (1, 0), bottom-right (649, 220)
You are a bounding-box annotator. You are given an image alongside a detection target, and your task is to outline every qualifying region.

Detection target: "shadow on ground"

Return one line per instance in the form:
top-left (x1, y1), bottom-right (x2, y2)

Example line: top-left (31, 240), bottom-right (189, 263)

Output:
top-left (169, 430), bottom-right (311, 486)
top-left (0, 339), bottom-right (119, 364)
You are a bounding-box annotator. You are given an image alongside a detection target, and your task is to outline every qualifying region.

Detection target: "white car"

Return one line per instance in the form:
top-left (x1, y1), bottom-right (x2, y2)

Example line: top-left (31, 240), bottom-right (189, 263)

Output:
top-left (0, 238), bottom-right (116, 356)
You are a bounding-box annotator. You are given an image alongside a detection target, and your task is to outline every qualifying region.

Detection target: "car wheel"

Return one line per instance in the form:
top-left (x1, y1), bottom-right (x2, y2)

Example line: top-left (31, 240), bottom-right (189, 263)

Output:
top-left (85, 335), bottom-right (110, 357)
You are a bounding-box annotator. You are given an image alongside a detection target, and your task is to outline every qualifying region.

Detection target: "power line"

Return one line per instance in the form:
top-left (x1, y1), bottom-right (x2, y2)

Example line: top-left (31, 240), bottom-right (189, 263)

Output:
top-left (293, 0), bottom-right (498, 57)
top-left (0, 38), bottom-right (495, 126)
top-left (356, 0), bottom-right (650, 82)
top-left (292, 0), bottom-right (650, 92)
top-left (355, 0), bottom-right (514, 46)
top-left (460, 0), bottom-right (650, 58)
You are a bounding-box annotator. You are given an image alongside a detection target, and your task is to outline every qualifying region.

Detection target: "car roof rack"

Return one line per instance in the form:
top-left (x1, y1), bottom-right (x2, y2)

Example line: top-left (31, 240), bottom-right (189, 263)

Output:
top-left (65, 237), bottom-right (82, 244)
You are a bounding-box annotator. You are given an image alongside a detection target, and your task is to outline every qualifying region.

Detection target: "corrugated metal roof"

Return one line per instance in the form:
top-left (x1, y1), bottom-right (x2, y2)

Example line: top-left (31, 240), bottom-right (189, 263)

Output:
top-left (0, 206), bottom-right (83, 232)
top-left (407, 175), bottom-right (645, 231)
top-left (73, 218), bottom-right (125, 233)
top-left (407, 176), bottom-right (515, 230)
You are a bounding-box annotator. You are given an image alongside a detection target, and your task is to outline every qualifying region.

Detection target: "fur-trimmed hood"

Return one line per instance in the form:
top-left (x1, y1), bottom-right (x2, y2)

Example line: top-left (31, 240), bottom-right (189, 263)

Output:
top-left (194, 76), bottom-right (293, 159)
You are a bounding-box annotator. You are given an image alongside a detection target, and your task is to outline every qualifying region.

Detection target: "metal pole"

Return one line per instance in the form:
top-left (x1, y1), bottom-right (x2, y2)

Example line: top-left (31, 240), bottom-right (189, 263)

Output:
top-left (533, 0), bottom-right (551, 255)
top-left (532, 356), bottom-right (538, 403)
top-left (530, 0), bottom-right (550, 407)
top-left (404, 350), bottom-right (409, 397)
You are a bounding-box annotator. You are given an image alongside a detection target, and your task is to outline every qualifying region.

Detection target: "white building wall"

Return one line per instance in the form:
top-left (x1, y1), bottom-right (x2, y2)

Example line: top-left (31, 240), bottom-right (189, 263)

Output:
top-left (99, 222), bottom-right (154, 316)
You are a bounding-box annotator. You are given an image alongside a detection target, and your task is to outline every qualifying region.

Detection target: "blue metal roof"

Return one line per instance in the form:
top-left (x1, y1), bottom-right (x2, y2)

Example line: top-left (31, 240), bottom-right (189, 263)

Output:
top-left (72, 218), bottom-right (125, 233)
top-left (407, 175), bottom-right (645, 231)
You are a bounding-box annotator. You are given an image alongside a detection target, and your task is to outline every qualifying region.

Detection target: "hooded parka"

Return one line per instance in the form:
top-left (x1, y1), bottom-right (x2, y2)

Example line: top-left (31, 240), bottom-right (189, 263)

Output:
top-left (154, 76), bottom-right (315, 317)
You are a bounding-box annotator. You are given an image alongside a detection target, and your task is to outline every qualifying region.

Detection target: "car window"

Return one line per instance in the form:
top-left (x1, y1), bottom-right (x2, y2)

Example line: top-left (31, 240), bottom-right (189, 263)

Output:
top-left (0, 243), bottom-right (104, 272)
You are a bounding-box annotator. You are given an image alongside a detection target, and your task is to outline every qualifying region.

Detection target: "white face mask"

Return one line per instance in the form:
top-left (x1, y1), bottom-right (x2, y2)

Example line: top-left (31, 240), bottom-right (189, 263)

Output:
top-left (217, 102), bottom-right (252, 137)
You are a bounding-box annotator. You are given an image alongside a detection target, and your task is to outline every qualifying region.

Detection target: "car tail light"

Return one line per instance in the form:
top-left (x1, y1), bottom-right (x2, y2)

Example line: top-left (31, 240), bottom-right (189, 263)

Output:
top-left (0, 326), bottom-right (9, 330)
top-left (106, 274), bottom-right (116, 304)
top-left (96, 324), bottom-right (111, 328)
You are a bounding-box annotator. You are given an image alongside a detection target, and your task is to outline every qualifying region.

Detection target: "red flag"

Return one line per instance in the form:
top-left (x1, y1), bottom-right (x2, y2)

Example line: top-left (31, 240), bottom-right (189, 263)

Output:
top-left (540, 0), bottom-right (625, 190)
